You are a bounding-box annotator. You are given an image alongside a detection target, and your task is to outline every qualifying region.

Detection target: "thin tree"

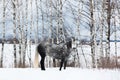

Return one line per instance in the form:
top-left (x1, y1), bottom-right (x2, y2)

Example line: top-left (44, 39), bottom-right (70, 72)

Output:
top-left (23, 0), bottom-right (28, 67)
top-left (12, 0), bottom-right (17, 68)
top-left (35, 0), bottom-right (39, 44)
top-left (49, 0), bottom-right (56, 67)
top-left (29, 0), bottom-right (33, 67)
top-left (115, 0), bottom-right (120, 68)
top-left (114, 16), bottom-right (118, 68)
top-left (99, 0), bottom-right (104, 68)
top-left (0, 0), bottom-right (6, 67)
top-left (105, 0), bottom-right (111, 67)
top-left (50, 0), bottom-right (53, 41)
top-left (89, 0), bottom-right (96, 68)
top-left (17, 0), bottom-right (22, 67)
top-left (39, 0), bottom-right (45, 40)
top-left (58, 0), bottom-right (65, 43)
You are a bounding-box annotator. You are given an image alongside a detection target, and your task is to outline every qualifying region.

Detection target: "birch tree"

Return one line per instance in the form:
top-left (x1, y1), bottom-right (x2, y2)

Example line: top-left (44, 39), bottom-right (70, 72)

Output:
top-left (16, 0), bottom-right (21, 67)
top-left (0, 0), bottom-right (6, 67)
top-left (57, 0), bottom-right (65, 43)
top-left (29, 0), bottom-right (33, 67)
top-left (50, 0), bottom-right (53, 41)
top-left (12, 0), bottom-right (17, 68)
top-left (116, 0), bottom-right (120, 68)
top-left (114, 17), bottom-right (118, 68)
top-left (23, 0), bottom-right (28, 67)
top-left (35, 0), bottom-right (39, 44)
top-left (89, 0), bottom-right (96, 68)
top-left (112, 0), bottom-right (118, 67)
top-left (99, 0), bottom-right (105, 68)
top-left (39, 0), bottom-right (45, 41)
top-left (17, 0), bottom-right (25, 67)
top-left (49, 0), bottom-right (56, 67)
top-left (105, 0), bottom-right (111, 67)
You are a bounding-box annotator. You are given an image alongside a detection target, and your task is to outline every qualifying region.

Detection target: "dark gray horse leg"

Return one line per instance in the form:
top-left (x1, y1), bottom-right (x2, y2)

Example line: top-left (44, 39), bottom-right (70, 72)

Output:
top-left (59, 58), bottom-right (64, 71)
top-left (64, 60), bottom-right (67, 69)
top-left (40, 56), bottom-right (46, 70)
top-left (53, 58), bottom-right (56, 67)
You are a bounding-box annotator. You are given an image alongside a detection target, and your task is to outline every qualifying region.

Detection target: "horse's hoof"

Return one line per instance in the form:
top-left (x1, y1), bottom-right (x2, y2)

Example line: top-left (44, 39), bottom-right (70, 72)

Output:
top-left (64, 67), bottom-right (66, 70)
top-left (41, 69), bottom-right (46, 70)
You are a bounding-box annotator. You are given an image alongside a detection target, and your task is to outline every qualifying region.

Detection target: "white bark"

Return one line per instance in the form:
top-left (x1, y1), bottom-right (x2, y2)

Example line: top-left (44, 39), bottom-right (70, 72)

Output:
top-left (39, 0), bottom-right (44, 40)
top-left (13, 0), bottom-right (17, 68)
top-left (23, 0), bottom-right (28, 67)
top-left (21, 5), bottom-right (25, 67)
top-left (50, 0), bottom-right (53, 39)
top-left (114, 17), bottom-right (118, 67)
top-left (35, 0), bottom-right (39, 44)
top-left (57, 0), bottom-right (65, 43)
top-left (16, 0), bottom-right (22, 67)
top-left (99, 12), bottom-right (104, 68)
top-left (106, 0), bottom-right (111, 67)
top-left (90, 0), bottom-right (95, 68)
top-left (1, 0), bottom-right (5, 67)
top-left (29, 0), bottom-right (33, 67)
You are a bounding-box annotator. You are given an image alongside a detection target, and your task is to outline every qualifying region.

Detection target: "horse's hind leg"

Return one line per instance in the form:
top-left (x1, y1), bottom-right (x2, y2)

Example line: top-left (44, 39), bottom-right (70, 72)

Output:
top-left (53, 58), bottom-right (56, 67)
top-left (64, 60), bottom-right (67, 69)
top-left (40, 55), bottom-right (46, 70)
top-left (59, 58), bottom-right (64, 71)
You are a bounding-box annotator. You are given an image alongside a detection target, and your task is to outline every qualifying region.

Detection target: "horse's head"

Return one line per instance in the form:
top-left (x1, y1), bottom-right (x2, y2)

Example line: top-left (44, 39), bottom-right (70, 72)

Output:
top-left (65, 38), bottom-right (72, 50)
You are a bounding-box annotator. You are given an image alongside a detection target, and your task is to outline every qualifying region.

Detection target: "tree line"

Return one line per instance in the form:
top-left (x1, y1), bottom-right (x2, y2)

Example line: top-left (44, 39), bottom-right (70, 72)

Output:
top-left (0, 0), bottom-right (120, 68)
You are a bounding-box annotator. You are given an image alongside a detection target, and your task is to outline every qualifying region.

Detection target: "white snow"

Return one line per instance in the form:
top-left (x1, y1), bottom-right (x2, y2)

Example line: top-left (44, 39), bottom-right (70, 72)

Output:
top-left (0, 68), bottom-right (120, 80)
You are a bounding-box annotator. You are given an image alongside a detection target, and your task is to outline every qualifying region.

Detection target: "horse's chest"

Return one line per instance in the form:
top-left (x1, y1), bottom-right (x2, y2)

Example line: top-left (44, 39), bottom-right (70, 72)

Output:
top-left (38, 45), bottom-right (46, 53)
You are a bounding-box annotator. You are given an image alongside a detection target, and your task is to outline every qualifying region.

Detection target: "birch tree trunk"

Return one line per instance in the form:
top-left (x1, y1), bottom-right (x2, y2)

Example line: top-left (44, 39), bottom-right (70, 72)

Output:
top-left (48, 0), bottom-right (53, 65)
top-left (56, 0), bottom-right (59, 44)
top-left (90, 0), bottom-right (96, 68)
top-left (23, 0), bottom-right (28, 67)
top-left (114, 17), bottom-right (118, 68)
top-left (40, 0), bottom-right (45, 40)
top-left (76, 0), bottom-right (82, 68)
top-left (99, 0), bottom-right (105, 68)
top-left (29, 0), bottom-right (33, 67)
top-left (21, 3), bottom-right (25, 67)
top-left (17, 0), bottom-right (21, 67)
top-left (58, 0), bottom-right (65, 43)
top-left (50, 0), bottom-right (53, 40)
top-left (77, 4), bottom-right (80, 40)
top-left (106, 0), bottom-right (111, 67)
top-left (99, 17), bottom-right (104, 68)
top-left (12, 0), bottom-right (17, 68)
top-left (35, 0), bottom-right (39, 44)
top-left (0, 0), bottom-right (5, 67)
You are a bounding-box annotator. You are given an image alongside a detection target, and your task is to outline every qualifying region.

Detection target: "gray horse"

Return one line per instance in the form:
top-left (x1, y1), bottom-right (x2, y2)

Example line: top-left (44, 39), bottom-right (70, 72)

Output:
top-left (34, 39), bottom-right (72, 70)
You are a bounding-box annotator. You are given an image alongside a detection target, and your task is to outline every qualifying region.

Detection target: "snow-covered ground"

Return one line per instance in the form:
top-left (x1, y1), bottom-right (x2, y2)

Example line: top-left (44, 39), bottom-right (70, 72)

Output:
top-left (0, 68), bottom-right (120, 80)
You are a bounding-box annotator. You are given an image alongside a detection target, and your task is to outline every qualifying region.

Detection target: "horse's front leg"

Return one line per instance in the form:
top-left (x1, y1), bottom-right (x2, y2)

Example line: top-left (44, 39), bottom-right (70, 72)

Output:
top-left (59, 58), bottom-right (64, 71)
top-left (40, 54), bottom-right (46, 70)
top-left (64, 60), bottom-right (67, 69)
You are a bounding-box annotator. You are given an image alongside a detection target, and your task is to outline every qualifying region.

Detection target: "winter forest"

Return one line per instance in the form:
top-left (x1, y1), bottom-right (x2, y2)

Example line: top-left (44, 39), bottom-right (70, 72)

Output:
top-left (0, 0), bottom-right (120, 70)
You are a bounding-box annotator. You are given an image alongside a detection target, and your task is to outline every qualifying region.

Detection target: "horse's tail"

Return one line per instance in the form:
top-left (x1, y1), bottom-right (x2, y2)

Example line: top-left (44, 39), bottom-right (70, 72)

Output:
top-left (34, 46), bottom-right (39, 68)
